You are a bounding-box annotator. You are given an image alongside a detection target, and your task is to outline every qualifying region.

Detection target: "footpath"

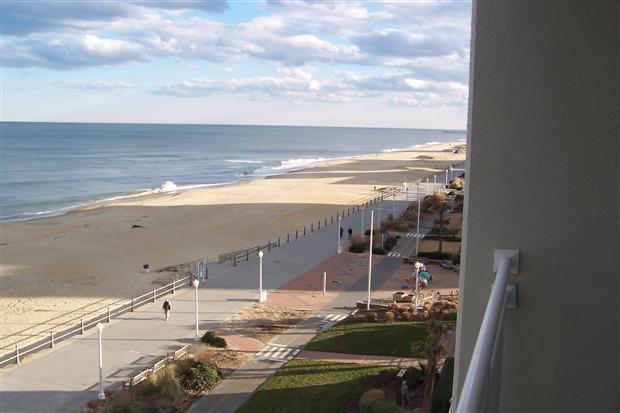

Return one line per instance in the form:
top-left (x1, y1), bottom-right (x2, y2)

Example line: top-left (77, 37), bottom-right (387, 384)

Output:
top-left (0, 188), bottom-right (425, 413)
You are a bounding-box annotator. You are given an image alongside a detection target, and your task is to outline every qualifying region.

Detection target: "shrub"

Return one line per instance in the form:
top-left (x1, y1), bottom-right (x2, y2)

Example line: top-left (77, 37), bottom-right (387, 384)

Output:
top-left (351, 234), bottom-right (366, 246)
top-left (349, 244), bottom-right (366, 253)
top-left (359, 400), bottom-right (401, 413)
top-left (401, 312), bottom-right (413, 321)
top-left (180, 360), bottom-right (219, 392)
top-left (383, 237), bottom-right (398, 251)
top-left (201, 331), bottom-right (227, 348)
top-left (384, 311), bottom-right (395, 322)
top-left (107, 392), bottom-right (145, 413)
top-left (417, 251), bottom-right (451, 260)
top-left (372, 246), bottom-right (387, 255)
top-left (158, 367), bottom-right (184, 404)
top-left (405, 367), bottom-right (425, 388)
top-left (431, 357), bottom-right (455, 413)
top-left (366, 312), bottom-right (378, 322)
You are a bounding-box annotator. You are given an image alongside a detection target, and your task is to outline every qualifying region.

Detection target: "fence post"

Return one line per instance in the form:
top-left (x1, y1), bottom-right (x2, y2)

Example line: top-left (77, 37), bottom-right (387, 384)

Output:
top-left (296, 229), bottom-right (298, 239)
top-left (172, 281), bottom-right (176, 294)
top-left (233, 254), bottom-right (237, 266)
top-left (50, 331), bottom-right (55, 348)
top-left (287, 233), bottom-right (290, 243)
top-left (278, 237), bottom-right (281, 247)
top-left (15, 345), bottom-right (20, 364)
top-left (107, 306), bottom-right (111, 323)
top-left (152, 289), bottom-right (156, 303)
top-left (246, 250), bottom-right (250, 261)
top-left (268, 241), bottom-right (271, 251)
top-left (131, 298), bottom-right (135, 312)
top-left (324, 217), bottom-right (327, 226)
top-left (318, 220), bottom-right (321, 229)
top-left (81, 317), bottom-right (85, 335)
top-left (311, 223), bottom-right (314, 232)
top-left (331, 215), bottom-right (334, 223)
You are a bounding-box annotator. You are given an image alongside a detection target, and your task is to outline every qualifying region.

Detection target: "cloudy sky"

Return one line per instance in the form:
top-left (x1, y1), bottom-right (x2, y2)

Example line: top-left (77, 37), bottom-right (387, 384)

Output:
top-left (1, 1), bottom-right (471, 128)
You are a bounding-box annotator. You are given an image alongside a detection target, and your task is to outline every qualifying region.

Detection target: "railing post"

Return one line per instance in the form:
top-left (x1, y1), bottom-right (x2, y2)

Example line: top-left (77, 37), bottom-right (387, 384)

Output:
top-left (318, 220), bottom-right (321, 229)
top-left (81, 317), bottom-right (85, 334)
top-left (311, 223), bottom-right (314, 232)
top-left (304, 226), bottom-right (306, 236)
top-left (15, 345), bottom-right (20, 364)
top-left (296, 229), bottom-right (298, 239)
top-left (268, 241), bottom-right (271, 251)
top-left (246, 250), bottom-right (249, 261)
top-left (331, 215), bottom-right (334, 223)
top-left (278, 237), bottom-right (281, 247)
top-left (152, 289), bottom-right (156, 303)
top-left (50, 331), bottom-right (55, 348)
top-left (287, 233), bottom-right (290, 243)
top-left (233, 254), bottom-right (237, 266)
top-left (107, 306), bottom-right (111, 323)
top-left (324, 217), bottom-right (327, 226)
top-left (131, 298), bottom-right (135, 312)
top-left (172, 281), bottom-right (176, 294)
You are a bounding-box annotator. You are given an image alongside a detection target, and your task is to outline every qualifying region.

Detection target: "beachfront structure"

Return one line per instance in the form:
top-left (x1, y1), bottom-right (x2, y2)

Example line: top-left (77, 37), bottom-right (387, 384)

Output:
top-left (451, 2), bottom-right (618, 412)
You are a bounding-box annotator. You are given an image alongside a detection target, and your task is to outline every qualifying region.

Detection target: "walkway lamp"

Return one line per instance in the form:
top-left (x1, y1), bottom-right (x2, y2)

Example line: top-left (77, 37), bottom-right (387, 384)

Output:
top-left (258, 251), bottom-right (265, 302)
top-left (367, 210), bottom-right (375, 310)
top-left (96, 322), bottom-right (105, 401)
top-left (192, 278), bottom-right (200, 337)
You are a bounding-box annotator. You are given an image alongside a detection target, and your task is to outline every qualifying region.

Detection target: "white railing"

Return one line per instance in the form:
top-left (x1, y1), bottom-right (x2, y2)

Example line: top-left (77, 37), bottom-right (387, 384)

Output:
top-left (0, 275), bottom-right (191, 367)
top-left (452, 249), bottom-right (519, 413)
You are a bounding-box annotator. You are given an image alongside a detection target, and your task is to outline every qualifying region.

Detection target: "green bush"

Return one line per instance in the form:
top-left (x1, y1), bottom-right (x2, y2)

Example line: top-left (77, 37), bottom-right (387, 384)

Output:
top-left (417, 251), bottom-right (450, 260)
top-left (107, 392), bottom-right (146, 413)
top-left (349, 244), bottom-right (366, 253)
top-left (372, 246), bottom-right (387, 255)
top-left (383, 237), bottom-right (398, 251)
top-left (432, 357), bottom-right (455, 413)
top-left (359, 400), bottom-right (401, 413)
top-left (158, 368), bottom-right (184, 403)
top-left (180, 361), bottom-right (219, 392)
top-left (201, 331), bottom-right (227, 348)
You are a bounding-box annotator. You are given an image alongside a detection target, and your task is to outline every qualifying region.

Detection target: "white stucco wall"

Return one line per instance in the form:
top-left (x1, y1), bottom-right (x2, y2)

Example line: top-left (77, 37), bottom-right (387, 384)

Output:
top-left (454, 2), bottom-right (619, 412)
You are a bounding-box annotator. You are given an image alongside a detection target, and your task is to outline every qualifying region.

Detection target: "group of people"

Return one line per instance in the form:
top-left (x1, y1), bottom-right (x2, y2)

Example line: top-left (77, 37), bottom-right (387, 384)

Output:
top-left (340, 226), bottom-right (354, 239)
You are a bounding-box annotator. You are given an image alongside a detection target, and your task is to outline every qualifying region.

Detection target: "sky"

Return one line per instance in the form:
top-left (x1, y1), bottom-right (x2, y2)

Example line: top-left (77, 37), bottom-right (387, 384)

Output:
top-left (1, 1), bottom-right (472, 129)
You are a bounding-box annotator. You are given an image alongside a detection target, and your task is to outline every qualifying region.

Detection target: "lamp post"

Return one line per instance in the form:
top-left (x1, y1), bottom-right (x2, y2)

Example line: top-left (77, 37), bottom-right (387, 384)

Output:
top-left (258, 251), bottom-right (265, 302)
top-left (433, 174), bottom-right (437, 193)
top-left (414, 261), bottom-right (422, 309)
top-left (392, 193), bottom-right (396, 219)
top-left (367, 210), bottom-right (374, 310)
top-left (337, 217), bottom-right (343, 254)
top-left (96, 322), bottom-right (105, 401)
top-left (403, 182), bottom-right (408, 202)
top-left (426, 178), bottom-right (429, 196)
top-left (192, 278), bottom-right (200, 337)
top-left (416, 182), bottom-right (421, 255)
top-left (445, 170), bottom-right (449, 186)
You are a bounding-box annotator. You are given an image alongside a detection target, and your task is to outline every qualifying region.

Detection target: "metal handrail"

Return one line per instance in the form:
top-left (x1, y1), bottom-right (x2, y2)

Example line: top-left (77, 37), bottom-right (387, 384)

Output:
top-left (453, 250), bottom-right (519, 413)
top-left (0, 275), bottom-right (190, 367)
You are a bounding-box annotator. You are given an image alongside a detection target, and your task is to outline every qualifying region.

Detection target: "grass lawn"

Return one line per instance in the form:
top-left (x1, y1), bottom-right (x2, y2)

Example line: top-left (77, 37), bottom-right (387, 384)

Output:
top-left (236, 359), bottom-right (394, 413)
top-left (305, 321), bottom-right (455, 358)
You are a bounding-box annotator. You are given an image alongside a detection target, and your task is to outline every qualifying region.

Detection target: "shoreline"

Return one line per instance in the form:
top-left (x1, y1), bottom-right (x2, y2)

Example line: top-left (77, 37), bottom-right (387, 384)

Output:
top-left (1, 139), bottom-right (465, 223)
top-left (0, 139), bottom-right (466, 348)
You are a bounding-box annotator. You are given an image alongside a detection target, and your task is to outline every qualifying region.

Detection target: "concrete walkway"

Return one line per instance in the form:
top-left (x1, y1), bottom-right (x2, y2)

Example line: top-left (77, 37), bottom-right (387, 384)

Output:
top-left (0, 189), bottom-right (421, 413)
top-left (296, 350), bottom-right (422, 367)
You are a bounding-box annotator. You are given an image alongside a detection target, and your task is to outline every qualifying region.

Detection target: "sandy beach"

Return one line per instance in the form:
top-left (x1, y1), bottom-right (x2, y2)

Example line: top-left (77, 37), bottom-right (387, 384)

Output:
top-left (0, 141), bottom-right (465, 349)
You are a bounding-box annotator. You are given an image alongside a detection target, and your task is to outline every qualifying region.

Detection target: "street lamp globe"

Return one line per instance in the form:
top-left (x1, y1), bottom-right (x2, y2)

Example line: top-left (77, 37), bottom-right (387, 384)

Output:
top-left (96, 322), bottom-right (104, 333)
top-left (192, 278), bottom-right (199, 288)
top-left (258, 250), bottom-right (264, 259)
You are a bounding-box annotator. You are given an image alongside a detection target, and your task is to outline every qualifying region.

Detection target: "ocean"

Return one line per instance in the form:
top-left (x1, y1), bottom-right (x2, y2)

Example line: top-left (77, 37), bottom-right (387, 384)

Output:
top-left (0, 122), bottom-right (465, 221)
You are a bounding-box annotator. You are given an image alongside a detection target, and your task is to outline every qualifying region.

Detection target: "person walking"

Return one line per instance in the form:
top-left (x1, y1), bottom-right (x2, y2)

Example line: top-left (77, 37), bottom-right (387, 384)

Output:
top-left (340, 226), bottom-right (344, 239)
top-left (347, 228), bottom-right (353, 239)
top-left (163, 299), bottom-right (171, 321)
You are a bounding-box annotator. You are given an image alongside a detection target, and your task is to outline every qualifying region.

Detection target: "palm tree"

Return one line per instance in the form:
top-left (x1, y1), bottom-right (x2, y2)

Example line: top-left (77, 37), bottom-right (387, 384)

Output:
top-left (427, 193), bottom-right (451, 253)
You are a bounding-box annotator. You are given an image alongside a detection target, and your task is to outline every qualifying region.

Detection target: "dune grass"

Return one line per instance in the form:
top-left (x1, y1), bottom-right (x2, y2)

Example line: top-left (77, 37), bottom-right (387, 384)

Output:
top-left (237, 359), bottom-right (395, 413)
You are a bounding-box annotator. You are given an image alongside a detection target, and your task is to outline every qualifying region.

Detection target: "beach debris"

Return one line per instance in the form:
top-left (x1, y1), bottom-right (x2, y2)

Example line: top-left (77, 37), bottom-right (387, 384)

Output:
top-left (131, 224), bottom-right (144, 229)
top-left (143, 264), bottom-right (150, 273)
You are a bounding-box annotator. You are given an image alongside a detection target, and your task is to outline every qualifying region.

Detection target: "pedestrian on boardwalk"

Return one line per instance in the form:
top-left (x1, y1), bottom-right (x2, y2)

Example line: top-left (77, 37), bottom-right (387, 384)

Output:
top-left (340, 226), bottom-right (344, 239)
top-left (347, 228), bottom-right (353, 239)
top-left (163, 299), bottom-right (171, 321)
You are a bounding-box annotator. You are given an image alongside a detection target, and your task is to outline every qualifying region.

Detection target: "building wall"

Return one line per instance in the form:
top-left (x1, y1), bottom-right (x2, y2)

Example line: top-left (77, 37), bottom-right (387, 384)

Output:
top-left (454, 2), bottom-right (619, 412)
